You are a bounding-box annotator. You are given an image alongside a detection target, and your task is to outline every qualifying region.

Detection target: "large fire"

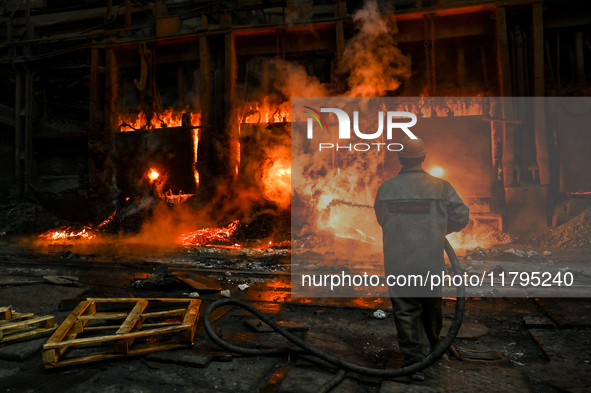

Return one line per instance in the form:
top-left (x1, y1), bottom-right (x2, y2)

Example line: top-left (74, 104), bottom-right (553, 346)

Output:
top-left (176, 220), bottom-right (240, 247)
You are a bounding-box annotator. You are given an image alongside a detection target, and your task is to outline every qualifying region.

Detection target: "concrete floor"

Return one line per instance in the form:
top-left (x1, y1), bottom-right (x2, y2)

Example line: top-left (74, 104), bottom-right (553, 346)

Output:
top-left (0, 242), bottom-right (590, 392)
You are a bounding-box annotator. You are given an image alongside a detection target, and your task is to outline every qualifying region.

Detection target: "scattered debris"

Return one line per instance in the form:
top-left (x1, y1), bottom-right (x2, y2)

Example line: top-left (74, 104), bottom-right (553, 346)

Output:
top-left (373, 310), bottom-right (387, 319)
top-left (527, 251), bottom-right (538, 258)
top-left (188, 292), bottom-right (200, 298)
top-left (534, 207), bottom-right (591, 247)
top-left (505, 248), bottom-right (526, 257)
top-left (220, 290), bottom-right (231, 298)
top-left (238, 283), bottom-right (249, 291)
top-left (0, 203), bottom-right (68, 236)
top-left (543, 251), bottom-right (552, 256)
top-left (43, 298), bottom-right (200, 368)
top-left (132, 265), bottom-right (177, 289)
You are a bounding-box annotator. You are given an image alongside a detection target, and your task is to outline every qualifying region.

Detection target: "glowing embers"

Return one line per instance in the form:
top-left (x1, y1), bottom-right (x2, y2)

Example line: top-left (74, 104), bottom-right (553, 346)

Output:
top-left (176, 220), bottom-right (240, 247)
top-left (39, 226), bottom-right (98, 241)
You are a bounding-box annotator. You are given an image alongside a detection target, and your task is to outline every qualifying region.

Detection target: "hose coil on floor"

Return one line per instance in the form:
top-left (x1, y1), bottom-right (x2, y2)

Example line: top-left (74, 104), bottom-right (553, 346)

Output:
top-left (203, 239), bottom-right (465, 383)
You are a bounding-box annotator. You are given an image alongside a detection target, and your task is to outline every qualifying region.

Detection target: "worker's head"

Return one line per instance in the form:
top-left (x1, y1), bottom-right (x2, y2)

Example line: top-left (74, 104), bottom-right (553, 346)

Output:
top-left (398, 136), bottom-right (426, 167)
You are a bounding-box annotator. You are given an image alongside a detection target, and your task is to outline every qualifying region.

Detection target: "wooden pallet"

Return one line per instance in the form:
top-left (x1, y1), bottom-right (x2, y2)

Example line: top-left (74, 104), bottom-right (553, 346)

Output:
top-left (42, 298), bottom-right (201, 368)
top-left (0, 306), bottom-right (56, 343)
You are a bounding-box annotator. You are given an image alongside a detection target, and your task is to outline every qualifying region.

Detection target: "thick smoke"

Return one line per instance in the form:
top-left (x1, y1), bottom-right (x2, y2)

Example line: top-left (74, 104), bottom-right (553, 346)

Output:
top-left (341, 1), bottom-right (410, 96)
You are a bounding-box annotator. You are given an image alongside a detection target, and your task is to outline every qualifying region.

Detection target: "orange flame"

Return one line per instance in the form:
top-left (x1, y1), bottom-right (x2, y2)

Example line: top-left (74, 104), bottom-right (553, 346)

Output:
top-left (118, 109), bottom-right (200, 131)
top-left (242, 97), bottom-right (290, 124)
top-left (39, 226), bottom-right (97, 241)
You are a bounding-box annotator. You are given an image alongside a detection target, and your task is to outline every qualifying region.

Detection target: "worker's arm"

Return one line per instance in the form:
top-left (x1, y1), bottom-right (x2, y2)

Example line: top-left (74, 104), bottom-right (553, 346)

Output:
top-left (445, 183), bottom-right (470, 234)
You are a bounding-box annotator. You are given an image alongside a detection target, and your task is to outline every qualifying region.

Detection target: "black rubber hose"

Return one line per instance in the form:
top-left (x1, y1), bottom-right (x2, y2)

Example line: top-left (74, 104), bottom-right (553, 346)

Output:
top-left (203, 239), bottom-right (465, 378)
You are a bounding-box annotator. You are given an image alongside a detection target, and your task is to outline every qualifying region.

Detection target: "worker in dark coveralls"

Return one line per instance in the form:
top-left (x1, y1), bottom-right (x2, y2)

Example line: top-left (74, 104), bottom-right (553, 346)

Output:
top-left (373, 136), bottom-right (469, 381)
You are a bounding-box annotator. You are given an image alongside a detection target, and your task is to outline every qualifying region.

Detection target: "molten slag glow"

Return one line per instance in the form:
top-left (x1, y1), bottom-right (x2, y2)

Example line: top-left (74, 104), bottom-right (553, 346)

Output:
top-left (39, 226), bottom-right (97, 241)
top-left (429, 166), bottom-right (444, 177)
top-left (147, 169), bottom-right (160, 182)
top-left (176, 220), bottom-right (240, 246)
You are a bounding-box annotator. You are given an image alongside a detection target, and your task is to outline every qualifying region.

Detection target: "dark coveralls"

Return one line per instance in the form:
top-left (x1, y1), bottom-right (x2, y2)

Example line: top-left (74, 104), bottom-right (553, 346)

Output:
top-left (373, 165), bottom-right (469, 365)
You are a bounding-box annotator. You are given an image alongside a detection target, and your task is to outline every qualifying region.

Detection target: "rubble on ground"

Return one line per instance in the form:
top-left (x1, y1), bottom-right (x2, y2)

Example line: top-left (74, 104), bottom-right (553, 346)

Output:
top-left (532, 207), bottom-right (591, 248)
top-left (0, 203), bottom-right (72, 236)
top-left (132, 265), bottom-right (178, 289)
